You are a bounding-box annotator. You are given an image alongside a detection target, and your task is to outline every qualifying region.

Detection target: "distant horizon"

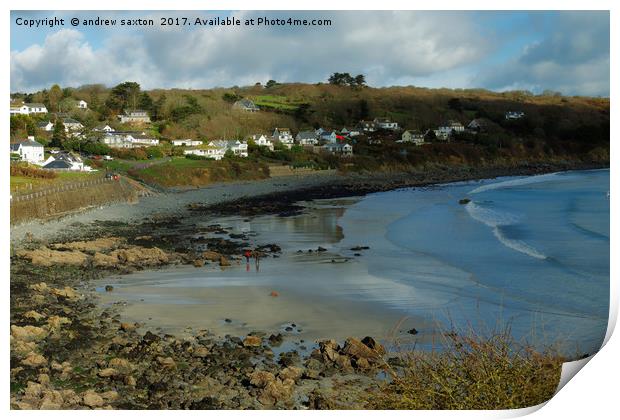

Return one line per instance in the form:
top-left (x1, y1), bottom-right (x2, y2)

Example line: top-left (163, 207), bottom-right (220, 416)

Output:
top-left (10, 10), bottom-right (610, 97)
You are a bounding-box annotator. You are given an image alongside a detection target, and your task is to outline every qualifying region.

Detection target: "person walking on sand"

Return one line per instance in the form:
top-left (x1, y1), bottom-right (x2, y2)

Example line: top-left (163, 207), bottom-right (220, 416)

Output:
top-left (244, 249), bottom-right (252, 264)
top-left (252, 249), bottom-right (261, 271)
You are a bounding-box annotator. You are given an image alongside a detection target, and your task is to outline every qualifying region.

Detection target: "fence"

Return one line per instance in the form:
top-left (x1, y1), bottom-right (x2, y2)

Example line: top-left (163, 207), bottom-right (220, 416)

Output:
top-left (10, 178), bottom-right (115, 202)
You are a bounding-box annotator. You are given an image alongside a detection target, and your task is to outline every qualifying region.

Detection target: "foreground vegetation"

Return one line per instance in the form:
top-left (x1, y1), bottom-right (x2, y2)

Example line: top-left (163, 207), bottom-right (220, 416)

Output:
top-left (369, 329), bottom-right (562, 409)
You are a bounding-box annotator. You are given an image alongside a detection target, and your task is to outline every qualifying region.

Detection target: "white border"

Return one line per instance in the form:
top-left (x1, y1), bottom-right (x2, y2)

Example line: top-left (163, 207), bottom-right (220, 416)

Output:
top-left (2, 1), bottom-right (616, 419)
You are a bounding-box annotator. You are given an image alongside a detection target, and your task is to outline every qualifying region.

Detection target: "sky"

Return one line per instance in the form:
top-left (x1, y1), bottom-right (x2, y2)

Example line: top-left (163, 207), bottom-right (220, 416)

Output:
top-left (9, 10), bottom-right (610, 96)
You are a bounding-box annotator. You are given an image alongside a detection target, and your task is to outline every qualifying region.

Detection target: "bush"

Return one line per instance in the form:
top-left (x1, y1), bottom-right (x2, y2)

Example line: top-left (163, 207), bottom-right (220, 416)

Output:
top-left (10, 164), bottom-right (57, 179)
top-left (110, 148), bottom-right (148, 160)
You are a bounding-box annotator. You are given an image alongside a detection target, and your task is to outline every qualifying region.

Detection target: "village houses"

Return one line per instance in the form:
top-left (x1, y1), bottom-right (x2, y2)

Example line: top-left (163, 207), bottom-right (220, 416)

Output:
top-left (505, 111), bottom-right (525, 120)
top-left (357, 120), bottom-right (377, 132)
top-left (296, 131), bottom-right (319, 145)
top-left (435, 120), bottom-right (465, 140)
top-left (63, 118), bottom-right (84, 132)
top-left (101, 131), bottom-right (159, 148)
top-left (323, 142), bottom-right (353, 157)
top-left (374, 118), bottom-right (399, 130)
top-left (118, 109), bottom-right (151, 124)
top-left (9, 137), bottom-right (44, 164)
top-left (93, 124), bottom-right (114, 133)
top-left (249, 134), bottom-right (274, 150)
top-left (209, 140), bottom-right (249, 157)
top-left (37, 121), bottom-right (54, 132)
top-left (398, 130), bottom-right (425, 145)
top-left (183, 145), bottom-right (226, 160)
top-left (171, 139), bottom-right (203, 147)
top-left (10, 103), bottom-right (48, 116)
top-left (320, 130), bottom-right (338, 143)
top-left (272, 128), bottom-right (294, 148)
top-left (42, 151), bottom-right (92, 172)
top-left (77, 100), bottom-right (88, 109)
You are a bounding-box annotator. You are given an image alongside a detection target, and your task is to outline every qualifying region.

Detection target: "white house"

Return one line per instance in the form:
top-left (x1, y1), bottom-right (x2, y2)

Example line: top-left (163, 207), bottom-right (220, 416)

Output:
top-left (374, 118), bottom-right (399, 130)
top-left (172, 139), bottom-right (203, 147)
top-left (63, 118), bottom-right (84, 132)
top-left (118, 110), bottom-right (151, 124)
top-left (209, 140), bottom-right (249, 157)
top-left (184, 145), bottom-right (226, 160)
top-left (10, 103), bottom-right (48, 116)
top-left (398, 130), bottom-right (425, 145)
top-left (341, 127), bottom-right (361, 137)
top-left (9, 137), bottom-right (45, 164)
top-left (37, 121), bottom-right (54, 132)
top-left (357, 120), bottom-right (377, 132)
top-left (77, 100), bottom-right (88, 109)
top-left (320, 130), bottom-right (338, 143)
top-left (42, 152), bottom-right (92, 172)
top-left (131, 133), bottom-right (159, 146)
top-left (435, 120), bottom-right (465, 140)
top-left (272, 128), bottom-right (294, 148)
top-left (323, 143), bottom-right (353, 157)
top-left (295, 131), bottom-right (318, 145)
top-left (101, 131), bottom-right (158, 148)
top-left (93, 124), bottom-right (114, 132)
top-left (250, 134), bottom-right (274, 151)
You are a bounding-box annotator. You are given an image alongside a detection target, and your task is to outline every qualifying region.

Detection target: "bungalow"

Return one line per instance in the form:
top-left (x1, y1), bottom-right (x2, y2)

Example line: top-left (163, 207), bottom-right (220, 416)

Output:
top-left (209, 140), bottom-right (249, 157)
top-left (131, 134), bottom-right (159, 146)
top-left (398, 130), bottom-right (425, 145)
top-left (63, 118), bottom-right (84, 132)
top-left (37, 121), bottom-right (54, 132)
top-left (9, 137), bottom-right (44, 164)
top-left (505, 111), bottom-right (525, 120)
top-left (232, 99), bottom-right (259, 112)
top-left (374, 118), bottom-right (399, 130)
top-left (77, 100), bottom-right (88, 109)
top-left (184, 145), bottom-right (226, 160)
top-left (296, 130), bottom-right (319, 145)
top-left (320, 130), bottom-right (338, 143)
top-left (42, 152), bottom-right (91, 172)
top-left (171, 139), bottom-right (203, 147)
top-left (250, 134), bottom-right (274, 150)
top-left (357, 120), bottom-right (377, 132)
top-left (118, 109), bottom-right (151, 124)
top-left (323, 143), bottom-right (353, 157)
top-left (272, 128), bottom-right (294, 148)
top-left (101, 131), bottom-right (158, 148)
top-left (10, 103), bottom-right (48, 115)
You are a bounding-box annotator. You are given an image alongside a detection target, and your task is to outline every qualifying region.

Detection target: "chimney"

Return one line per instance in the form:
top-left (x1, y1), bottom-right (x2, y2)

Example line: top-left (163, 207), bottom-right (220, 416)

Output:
top-left (27, 136), bottom-right (35, 141)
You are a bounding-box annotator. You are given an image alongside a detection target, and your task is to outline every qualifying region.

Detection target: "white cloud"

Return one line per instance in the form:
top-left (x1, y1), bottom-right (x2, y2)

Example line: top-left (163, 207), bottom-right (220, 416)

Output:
top-left (10, 11), bottom-right (492, 92)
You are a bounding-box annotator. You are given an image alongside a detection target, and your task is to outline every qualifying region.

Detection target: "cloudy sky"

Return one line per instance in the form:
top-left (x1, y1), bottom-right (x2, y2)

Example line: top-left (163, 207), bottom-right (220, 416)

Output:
top-left (10, 10), bottom-right (610, 96)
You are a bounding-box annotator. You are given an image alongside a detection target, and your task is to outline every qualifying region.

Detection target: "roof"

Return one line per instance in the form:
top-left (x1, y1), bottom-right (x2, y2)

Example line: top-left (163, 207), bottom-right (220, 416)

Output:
top-left (24, 103), bottom-right (46, 108)
top-left (63, 118), bottom-right (82, 124)
top-left (43, 160), bottom-right (73, 169)
top-left (274, 127), bottom-right (290, 132)
top-left (234, 99), bottom-right (258, 108)
top-left (54, 152), bottom-right (82, 163)
top-left (132, 134), bottom-right (157, 140)
top-left (296, 131), bottom-right (317, 139)
top-left (37, 121), bottom-right (52, 127)
top-left (13, 139), bottom-right (43, 148)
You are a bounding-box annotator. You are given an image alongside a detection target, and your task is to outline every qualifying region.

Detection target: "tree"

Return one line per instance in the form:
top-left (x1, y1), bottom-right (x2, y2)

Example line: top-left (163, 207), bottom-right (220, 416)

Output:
top-left (354, 74), bottom-right (366, 87)
top-left (152, 94), bottom-right (167, 121)
top-left (222, 92), bottom-right (241, 103)
top-left (49, 84), bottom-right (63, 112)
top-left (50, 120), bottom-right (67, 148)
top-left (105, 81), bottom-right (141, 112)
top-left (138, 92), bottom-right (154, 112)
top-left (359, 99), bottom-right (369, 120)
top-left (265, 80), bottom-right (278, 88)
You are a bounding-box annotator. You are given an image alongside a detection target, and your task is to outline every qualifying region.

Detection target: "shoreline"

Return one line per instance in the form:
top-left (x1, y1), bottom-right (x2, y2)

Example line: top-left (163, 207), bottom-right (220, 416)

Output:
top-left (10, 160), bottom-right (607, 245)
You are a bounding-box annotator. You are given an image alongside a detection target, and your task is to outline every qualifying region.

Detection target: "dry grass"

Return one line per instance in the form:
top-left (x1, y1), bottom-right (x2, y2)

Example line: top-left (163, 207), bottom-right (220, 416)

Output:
top-left (366, 326), bottom-right (563, 410)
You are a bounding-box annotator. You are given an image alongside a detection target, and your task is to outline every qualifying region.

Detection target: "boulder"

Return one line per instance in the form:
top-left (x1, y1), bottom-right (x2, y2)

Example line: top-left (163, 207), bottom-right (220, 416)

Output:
top-left (242, 335), bottom-right (262, 347)
top-left (23, 310), bottom-right (45, 321)
top-left (51, 287), bottom-right (79, 300)
top-left (16, 247), bottom-right (88, 267)
top-left (202, 250), bottom-right (223, 261)
top-left (111, 246), bottom-right (169, 266)
top-left (219, 256), bottom-right (231, 267)
top-left (51, 237), bottom-right (123, 253)
top-left (193, 259), bottom-right (205, 267)
top-left (82, 391), bottom-right (104, 408)
top-left (108, 358), bottom-right (134, 374)
top-left (279, 366), bottom-right (303, 382)
top-left (249, 370), bottom-right (276, 388)
top-left (97, 368), bottom-right (118, 378)
top-left (157, 356), bottom-right (176, 369)
top-left (92, 252), bottom-right (119, 268)
top-left (459, 198), bottom-right (471, 205)
top-left (342, 337), bottom-right (381, 360)
top-left (11, 325), bottom-right (48, 342)
top-left (22, 352), bottom-right (47, 367)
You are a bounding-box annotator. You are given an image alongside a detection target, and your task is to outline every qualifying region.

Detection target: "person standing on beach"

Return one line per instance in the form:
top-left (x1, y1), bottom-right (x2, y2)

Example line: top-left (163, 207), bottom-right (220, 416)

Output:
top-left (244, 249), bottom-right (252, 264)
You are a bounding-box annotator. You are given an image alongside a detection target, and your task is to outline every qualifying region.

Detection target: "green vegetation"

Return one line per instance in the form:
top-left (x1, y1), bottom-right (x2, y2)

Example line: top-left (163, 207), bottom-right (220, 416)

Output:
top-left (367, 329), bottom-right (563, 409)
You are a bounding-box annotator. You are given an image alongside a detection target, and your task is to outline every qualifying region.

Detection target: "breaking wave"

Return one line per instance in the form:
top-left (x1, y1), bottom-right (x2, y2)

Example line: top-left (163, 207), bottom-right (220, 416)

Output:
top-left (469, 172), bottom-right (561, 195)
top-left (465, 202), bottom-right (547, 260)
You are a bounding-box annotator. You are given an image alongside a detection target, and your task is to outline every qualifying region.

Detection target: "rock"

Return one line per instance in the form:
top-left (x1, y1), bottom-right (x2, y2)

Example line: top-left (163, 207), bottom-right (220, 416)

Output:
top-left (108, 358), bottom-right (134, 374)
top-left (124, 376), bottom-right (137, 387)
top-left (361, 336), bottom-right (386, 355)
top-left (16, 247), bottom-right (88, 267)
top-left (37, 373), bottom-right (50, 385)
top-left (29, 282), bottom-right (49, 293)
top-left (259, 378), bottom-right (295, 405)
top-left (22, 352), bottom-right (47, 367)
top-left (47, 315), bottom-right (71, 331)
top-left (193, 259), bottom-right (205, 267)
top-left (51, 237), bottom-right (122, 252)
top-left (23, 310), bottom-right (45, 321)
top-left (249, 370), bottom-right (276, 388)
top-left (83, 391), bottom-right (104, 408)
top-left (354, 357), bottom-right (371, 370)
top-left (459, 198), bottom-right (471, 205)
top-left (350, 245), bottom-right (370, 251)
top-left (407, 328), bottom-right (419, 335)
top-left (279, 366), bottom-right (303, 382)
top-left (334, 354), bottom-right (353, 371)
top-left (104, 285), bottom-right (114, 292)
top-left (157, 356), bottom-right (176, 369)
top-left (224, 318), bottom-right (232, 323)
top-left (98, 368), bottom-right (118, 378)
top-left (11, 325), bottom-right (48, 342)
top-left (39, 400), bottom-right (62, 410)
top-left (219, 256), bottom-right (231, 267)
top-left (342, 337), bottom-right (382, 360)
top-left (120, 322), bottom-right (135, 332)
top-left (202, 250), bottom-right (223, 261)
top-left (193, 346), bottom-right (210, 357)
top-left (100, 391), bottom-right (119, 401)
top-left (269, 291), bottom-right (279, 297)
top-left (24, 381), bottom-right (44, 399)
top-left (243, 336), bottom-right (262, 347)
top-left (92, 252), bottom-right (119, 268)
top-left (268, 333), bottom-right (283, 346)
top-left (51, 286), bottom-right (79, 300)
top-left (317, 246), bottom-right (327, 252)
top-left (111, 246), bottom-right (169, 266)
top-left (318, 340), bottom-right (340, 362)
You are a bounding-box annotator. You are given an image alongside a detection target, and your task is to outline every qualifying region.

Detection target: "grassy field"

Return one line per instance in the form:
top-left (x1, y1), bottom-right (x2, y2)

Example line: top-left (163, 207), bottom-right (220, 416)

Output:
top-left (251, 94), bottom-right (308, 112)
top-left (127, 156), bottom-right (270, 188)
top-left (10, 171), bottom-right (101, 194)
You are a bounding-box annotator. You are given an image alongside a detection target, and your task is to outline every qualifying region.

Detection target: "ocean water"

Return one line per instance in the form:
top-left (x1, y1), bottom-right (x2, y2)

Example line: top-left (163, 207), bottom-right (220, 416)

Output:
top-left (338, 169), bottom-right (609, 355)
top-left (99, 169), bottom-right (609, 357)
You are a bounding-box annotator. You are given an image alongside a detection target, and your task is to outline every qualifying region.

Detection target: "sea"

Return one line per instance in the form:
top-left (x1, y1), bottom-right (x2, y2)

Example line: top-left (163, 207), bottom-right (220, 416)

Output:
top-left (97, 169), bottom-right (610, 357)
